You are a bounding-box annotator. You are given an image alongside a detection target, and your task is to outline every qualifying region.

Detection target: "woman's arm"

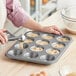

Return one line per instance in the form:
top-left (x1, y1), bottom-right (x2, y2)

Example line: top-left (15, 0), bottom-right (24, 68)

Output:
top-left (6, 0), bottom-right (63, 35)
top-left (23, 18), bottom-right (63, 35)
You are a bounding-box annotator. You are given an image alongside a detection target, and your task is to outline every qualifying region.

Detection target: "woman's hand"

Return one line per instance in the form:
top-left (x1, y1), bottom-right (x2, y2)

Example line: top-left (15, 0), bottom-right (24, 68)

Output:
top-left (43, 25), bottom-right (63, 35)
top-left (30, 71), bottom-right (47, 76)
top-left (0, 29), bottom-right (8, 44)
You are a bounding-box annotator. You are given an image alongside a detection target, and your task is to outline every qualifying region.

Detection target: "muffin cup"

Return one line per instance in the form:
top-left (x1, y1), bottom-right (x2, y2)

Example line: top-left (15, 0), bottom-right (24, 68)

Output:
top-left (30, 45), bottom-right (44, 52)
top-left (40, 54), bottom-right (55, 61)
top-left (46, 48), bottom-right (60, 55)
top-left (42, 34), bottom-right (54, 40)
top-left (36, 39), bottom-right (49, 46)
top-left (56, 36), bottom-right (70, 43)
top-left (24, 38), bottom-right (34, 44)
top-left (14, 49), bottom-right (22, 56)
top-left (25, 31), bottom-right (39, 38)
top-left (29, 52), bottom-right (39, 58)
top-left (51, 42), bottom-right (65, 49)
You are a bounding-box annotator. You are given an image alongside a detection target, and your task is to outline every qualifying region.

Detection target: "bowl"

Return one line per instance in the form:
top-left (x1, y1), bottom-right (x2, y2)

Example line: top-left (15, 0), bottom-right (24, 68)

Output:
top-left (59, 65), bottom-right (76, 76)
top-left (61, 6), bottom-right (76, 34)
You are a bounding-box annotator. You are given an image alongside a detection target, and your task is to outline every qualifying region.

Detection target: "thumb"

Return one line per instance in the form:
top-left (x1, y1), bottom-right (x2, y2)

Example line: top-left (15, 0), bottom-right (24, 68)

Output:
top-left (1, 29), bottom-right (7, 32)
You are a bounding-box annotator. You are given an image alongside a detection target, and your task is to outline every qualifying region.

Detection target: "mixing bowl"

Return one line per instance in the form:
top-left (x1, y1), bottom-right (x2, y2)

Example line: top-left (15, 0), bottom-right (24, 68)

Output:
top-left (61, 6), bottom-right (76, 34)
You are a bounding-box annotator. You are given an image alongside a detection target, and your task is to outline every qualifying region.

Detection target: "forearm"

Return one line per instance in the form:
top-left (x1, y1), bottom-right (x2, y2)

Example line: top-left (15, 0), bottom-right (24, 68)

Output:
top-left (23, 18), bottom-right (44, 32)
top-left (23, 18), bottom-right (63, 35)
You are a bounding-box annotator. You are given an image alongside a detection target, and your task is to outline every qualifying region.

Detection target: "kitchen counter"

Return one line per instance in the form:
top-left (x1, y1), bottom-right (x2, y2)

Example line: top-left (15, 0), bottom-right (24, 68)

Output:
top-left (0, 11), bottom-right (76, 76)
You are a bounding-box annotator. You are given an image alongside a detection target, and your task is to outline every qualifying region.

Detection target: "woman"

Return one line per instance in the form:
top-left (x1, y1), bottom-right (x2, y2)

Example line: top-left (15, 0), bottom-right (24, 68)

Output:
top-left (0, 0), bottom-right (63, 44)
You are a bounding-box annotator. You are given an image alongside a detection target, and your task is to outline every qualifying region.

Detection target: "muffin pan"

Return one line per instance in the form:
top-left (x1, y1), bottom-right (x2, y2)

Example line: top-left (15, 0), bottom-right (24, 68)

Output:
top-left (6, 31), bottom-right (72, 65)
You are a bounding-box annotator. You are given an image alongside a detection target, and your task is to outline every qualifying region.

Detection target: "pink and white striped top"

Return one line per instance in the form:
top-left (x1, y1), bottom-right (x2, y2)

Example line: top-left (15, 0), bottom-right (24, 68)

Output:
top-left (6, 0), bottom-right (29, 27)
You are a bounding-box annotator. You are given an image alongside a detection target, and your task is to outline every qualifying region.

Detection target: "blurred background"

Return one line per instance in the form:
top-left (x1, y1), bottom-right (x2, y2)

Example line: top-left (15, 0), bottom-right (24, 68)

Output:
top-left (20, 0), bottom-right (57, 22)
top-left (19, 0), bottom-right (76, 22)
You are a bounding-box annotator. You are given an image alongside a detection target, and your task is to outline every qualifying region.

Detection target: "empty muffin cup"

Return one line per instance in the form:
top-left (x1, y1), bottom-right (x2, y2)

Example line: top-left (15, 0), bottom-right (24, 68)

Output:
top-left (14, 43), bottom-right (28, 49)
top-left (42, 34), bottom-right (53, 40)
top-left (23, 43), bottom-right (28, 49)
top-left (46, 55), bottom-right (55, 61)
top-left (30, 46), bottom-right (43, 52)
top-left (40, 55), bottom-right (47, 60)
top-left (14, 49), bottom-right (22, 56)
top-left (29, 52), bottom-right (38, 58)
top-left (52, 42), bottom-right (65, 49)
top-left (36, 40), bottom-right (49, 46)
top-left (23, 52), bottom-right (30, 57)
top-left (40, 55), bottom-right (55, 61)
top-left (26, 32), bottom-right (39, 38)
top-left (46, 48), bottom-right (60, 55)
top-left (8, 50), bottom-right (14, 55)
top-left (57, 36), bottom-right (70, 42)
top-left (14, 43), bottom-right (23, 49)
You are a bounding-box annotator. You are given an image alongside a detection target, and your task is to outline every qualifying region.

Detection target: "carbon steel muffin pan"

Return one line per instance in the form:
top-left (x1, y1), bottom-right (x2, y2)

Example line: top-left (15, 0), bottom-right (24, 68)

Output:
top-left (6, 31), bottom-right (72, 65)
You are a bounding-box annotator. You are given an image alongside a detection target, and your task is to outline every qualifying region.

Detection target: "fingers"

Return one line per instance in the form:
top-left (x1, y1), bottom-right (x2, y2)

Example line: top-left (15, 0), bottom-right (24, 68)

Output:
top-left (52, 26), bottom-right (64, 35)
top-left (40, 71), bottom-right (47, 76)
top-left (0, 29), bottom-right (8, 44)
top-left (0, 35), bottom-right (5, 44)
top-left (30, 74), bottom-right (36, 76)
top-left (30, 71), bottom-right (47, 76)
top-left (46, 26), bottom-right (60, 35)
top-left (50, 28), bottom-right (61, 35)
top-left (46, 26), bottom-right (64, 35)
top-left (0, 31), bottom-right (8, 42)
top-left (36, 73), bottom-right (43, 76)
